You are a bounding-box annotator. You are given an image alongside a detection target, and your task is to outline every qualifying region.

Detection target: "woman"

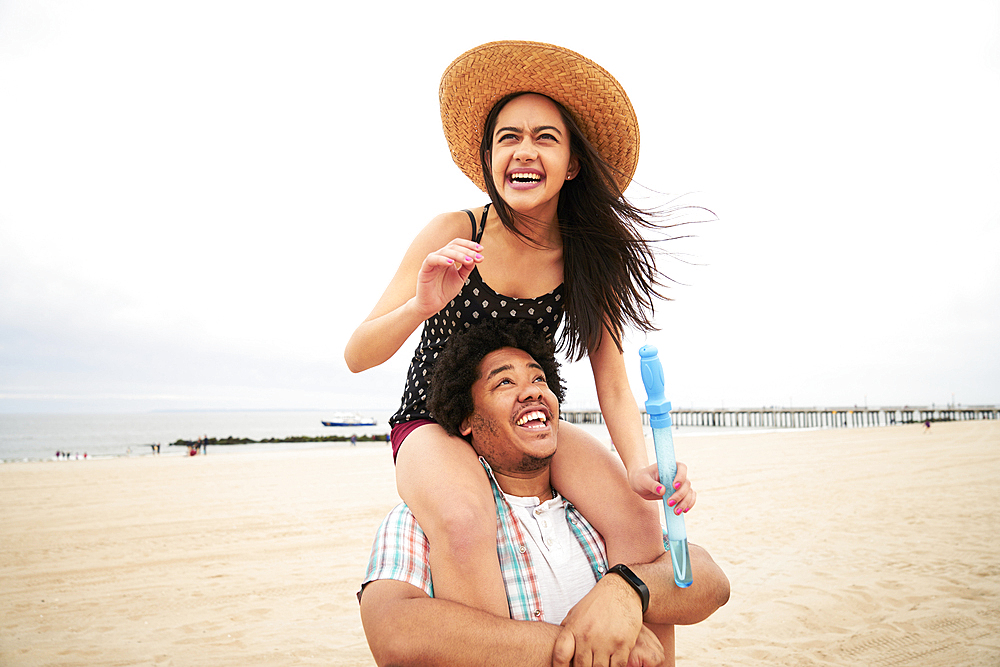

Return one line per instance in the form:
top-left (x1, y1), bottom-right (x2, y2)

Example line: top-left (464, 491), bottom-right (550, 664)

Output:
top-left (345, 41), bottom-right (694, 619)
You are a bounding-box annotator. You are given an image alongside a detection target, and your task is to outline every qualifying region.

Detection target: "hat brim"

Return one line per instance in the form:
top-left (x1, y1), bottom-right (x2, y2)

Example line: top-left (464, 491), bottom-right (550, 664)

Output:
top-left (439, 40), bottom-right (640, 193)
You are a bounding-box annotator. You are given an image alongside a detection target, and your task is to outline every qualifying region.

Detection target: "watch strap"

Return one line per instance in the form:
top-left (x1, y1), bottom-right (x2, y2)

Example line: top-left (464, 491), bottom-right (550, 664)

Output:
top-left (606, 564), bottom-right (649, 614)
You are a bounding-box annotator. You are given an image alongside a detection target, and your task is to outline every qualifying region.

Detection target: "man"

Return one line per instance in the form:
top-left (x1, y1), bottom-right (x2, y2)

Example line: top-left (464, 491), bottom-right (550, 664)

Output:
top-left (359, 321), bottom-right (729, 666)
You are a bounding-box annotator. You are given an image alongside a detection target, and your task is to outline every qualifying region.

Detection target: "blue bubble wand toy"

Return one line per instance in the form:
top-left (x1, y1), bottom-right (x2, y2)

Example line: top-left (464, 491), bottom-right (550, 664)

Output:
top-left (639, 344), bottom-right (693, 588)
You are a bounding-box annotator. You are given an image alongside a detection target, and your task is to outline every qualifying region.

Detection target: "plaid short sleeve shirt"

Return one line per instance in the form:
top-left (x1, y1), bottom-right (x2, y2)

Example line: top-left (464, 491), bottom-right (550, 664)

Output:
top-left (359, 458), bottom-right (613, 622)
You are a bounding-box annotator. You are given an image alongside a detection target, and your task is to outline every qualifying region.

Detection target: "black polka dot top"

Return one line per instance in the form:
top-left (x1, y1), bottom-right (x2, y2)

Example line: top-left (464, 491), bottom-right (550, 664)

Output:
top-left (389, 204), bottom-right (565, 429)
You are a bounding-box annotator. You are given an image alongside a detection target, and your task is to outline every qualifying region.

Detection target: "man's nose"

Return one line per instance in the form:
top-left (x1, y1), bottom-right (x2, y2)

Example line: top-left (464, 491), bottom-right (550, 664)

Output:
top-left (519, 382), bottom-right (543, 401)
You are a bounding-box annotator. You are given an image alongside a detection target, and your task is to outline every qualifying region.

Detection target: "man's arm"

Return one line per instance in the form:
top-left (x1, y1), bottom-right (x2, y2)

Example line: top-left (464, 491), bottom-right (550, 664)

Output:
top-left (632, 543), bottom-right (730, 626)
top-left (360, 579), bottom-right (562, 667)
top-left (360, 503), bottom-right (566, 667)
top-left (552, 542), bottom-right (729, 667)
top-left (587, 542), bottom-right (730, 628)
top-left (361, 580), bottom-right (666, 667)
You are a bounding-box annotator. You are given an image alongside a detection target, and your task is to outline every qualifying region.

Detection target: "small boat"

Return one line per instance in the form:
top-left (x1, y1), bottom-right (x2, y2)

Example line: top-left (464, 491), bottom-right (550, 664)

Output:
top-left (322, 413), bottom-right (377, 427)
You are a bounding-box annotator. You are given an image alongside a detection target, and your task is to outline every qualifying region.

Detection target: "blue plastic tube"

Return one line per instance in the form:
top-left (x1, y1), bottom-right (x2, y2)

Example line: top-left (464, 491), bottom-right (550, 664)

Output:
top-left (639, 344), bottom-right (693, 588)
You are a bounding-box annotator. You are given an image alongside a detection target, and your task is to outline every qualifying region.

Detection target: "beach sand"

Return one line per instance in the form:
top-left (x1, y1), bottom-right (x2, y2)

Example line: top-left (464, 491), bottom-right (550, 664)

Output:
top-left (1, 420), bottom-right (997, 666)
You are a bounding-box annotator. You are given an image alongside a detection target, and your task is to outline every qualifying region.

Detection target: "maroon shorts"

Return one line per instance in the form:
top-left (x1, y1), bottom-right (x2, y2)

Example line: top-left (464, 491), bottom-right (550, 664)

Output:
top-left (389, 419), bottom-right (436, 463)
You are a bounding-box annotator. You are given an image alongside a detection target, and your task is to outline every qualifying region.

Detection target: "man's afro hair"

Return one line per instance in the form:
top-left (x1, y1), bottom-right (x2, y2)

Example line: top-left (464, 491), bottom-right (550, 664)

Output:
top-left (428, 320), bottom-right (565, 438)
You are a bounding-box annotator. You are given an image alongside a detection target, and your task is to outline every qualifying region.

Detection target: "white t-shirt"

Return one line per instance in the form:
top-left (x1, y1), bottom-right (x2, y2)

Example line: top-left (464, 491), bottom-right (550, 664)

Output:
top-left (503, 490), bottom-right (600, 623)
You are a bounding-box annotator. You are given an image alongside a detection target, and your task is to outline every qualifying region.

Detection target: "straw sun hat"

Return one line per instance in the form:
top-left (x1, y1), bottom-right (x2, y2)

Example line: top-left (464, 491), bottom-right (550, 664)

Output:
top-left (439, 40), bottom-right (640, 193)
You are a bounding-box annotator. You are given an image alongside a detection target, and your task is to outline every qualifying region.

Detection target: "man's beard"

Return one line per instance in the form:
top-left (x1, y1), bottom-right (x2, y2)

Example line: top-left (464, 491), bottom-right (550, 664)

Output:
top-left (470, 413), bottom-right (553, 473)
top-left (510, 451), bottom-right (554, 473)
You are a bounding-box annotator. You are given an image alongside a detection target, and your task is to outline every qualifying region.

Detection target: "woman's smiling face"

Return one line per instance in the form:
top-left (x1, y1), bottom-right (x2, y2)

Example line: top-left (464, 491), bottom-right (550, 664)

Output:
top-left (488, 94), bottom-right (579, 220)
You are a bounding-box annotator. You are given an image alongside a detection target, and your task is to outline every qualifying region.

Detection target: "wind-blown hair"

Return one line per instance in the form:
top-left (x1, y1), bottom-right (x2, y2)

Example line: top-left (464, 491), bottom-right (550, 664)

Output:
top-left (479, 92), bottom-right (671, 361)
top-left (428, 320), bottom-right (565, 439)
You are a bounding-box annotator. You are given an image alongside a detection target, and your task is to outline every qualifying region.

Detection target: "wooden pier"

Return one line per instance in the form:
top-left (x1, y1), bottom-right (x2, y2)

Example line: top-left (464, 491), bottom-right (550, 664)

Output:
top-left (561, 406), bottom-right (1000, 429)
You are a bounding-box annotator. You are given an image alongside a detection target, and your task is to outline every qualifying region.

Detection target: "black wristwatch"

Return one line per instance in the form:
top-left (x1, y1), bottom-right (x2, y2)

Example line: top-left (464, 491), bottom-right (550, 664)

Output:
top-left (606, 564), bottom-right (649, 614)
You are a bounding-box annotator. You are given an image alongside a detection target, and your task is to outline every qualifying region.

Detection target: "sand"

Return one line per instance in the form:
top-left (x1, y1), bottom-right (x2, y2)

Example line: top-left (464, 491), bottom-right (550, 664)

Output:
top-left (1, 420), bottom-right (998, 666)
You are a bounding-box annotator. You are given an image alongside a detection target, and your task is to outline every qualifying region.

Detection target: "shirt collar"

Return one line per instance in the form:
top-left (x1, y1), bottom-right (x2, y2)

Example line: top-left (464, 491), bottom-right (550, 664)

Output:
top-left (478, 456), bottom-right (560, 506)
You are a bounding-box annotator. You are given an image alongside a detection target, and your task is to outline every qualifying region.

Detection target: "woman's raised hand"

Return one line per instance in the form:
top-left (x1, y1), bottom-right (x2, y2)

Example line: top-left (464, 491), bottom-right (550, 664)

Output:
top-left (629, 461), bottom-right (696, 513)
top-left (414, 238), bottom-right (484, 318)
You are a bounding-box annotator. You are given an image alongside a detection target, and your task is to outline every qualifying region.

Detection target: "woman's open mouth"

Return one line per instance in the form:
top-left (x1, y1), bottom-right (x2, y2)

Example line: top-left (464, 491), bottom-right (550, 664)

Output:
top-left (507, 170), bottom-right (544, 190)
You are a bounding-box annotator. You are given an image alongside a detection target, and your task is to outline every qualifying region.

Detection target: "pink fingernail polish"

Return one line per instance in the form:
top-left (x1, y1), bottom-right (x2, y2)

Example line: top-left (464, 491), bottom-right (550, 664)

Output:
top-left (667, 499), bottom-right (675, 507)
top-left (656, 485), bottom-right (665, 495)
top-left (675, 507), bottom-right (682, 515)
top-left (464, 256), bottom-right (472, 261)
top-left (673, 482), bottom-right (681, 490)
top-left (475, 253), bottom-right (483, 260)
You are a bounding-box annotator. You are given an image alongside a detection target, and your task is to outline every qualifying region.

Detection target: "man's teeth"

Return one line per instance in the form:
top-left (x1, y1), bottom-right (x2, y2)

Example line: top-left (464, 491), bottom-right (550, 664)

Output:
top-left (516, 411), bottom-right (548, 427)
top-left (510, 173), bottom-right (541, 182)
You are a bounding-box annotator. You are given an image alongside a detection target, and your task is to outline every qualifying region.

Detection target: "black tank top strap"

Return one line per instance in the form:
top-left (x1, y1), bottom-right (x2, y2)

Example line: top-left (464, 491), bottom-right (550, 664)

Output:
top-left (475, 203), bottom-right (490, 243)
top-left (462, 209), bottom-right (476, 238)
top-left (461, 204), bottom-right (491, 243)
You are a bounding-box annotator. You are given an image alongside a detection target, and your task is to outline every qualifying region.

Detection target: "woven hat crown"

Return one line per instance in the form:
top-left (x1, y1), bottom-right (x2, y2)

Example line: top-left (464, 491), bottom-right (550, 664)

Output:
top-left (439, 40), bottom-right (640, 193)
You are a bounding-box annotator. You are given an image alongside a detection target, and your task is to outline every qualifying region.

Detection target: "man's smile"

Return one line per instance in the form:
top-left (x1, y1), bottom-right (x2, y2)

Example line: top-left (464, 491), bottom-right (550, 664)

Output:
top-left (515, 409), bottom-right (549, 429)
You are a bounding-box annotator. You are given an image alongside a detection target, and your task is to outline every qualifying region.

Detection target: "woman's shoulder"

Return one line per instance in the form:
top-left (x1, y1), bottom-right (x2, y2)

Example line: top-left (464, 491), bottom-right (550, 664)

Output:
top-left (416, 206), bottom-right (486, 243)
top-left (394, 207), bottom-right (487, 268)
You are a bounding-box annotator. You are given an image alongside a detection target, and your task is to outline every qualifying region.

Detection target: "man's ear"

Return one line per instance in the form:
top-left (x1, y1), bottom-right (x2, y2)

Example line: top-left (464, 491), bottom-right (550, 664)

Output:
top-left (460, 415), bottom-right (473, 437)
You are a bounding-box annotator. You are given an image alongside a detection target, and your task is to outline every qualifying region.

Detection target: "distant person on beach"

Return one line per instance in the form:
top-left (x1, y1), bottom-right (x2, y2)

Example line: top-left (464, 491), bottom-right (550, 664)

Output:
top-left (924, 420), bottom-right (932, 432)
top-left (344, 40), bottom-right (693, 619)
top-left (350, 434), bottom-right (357, 447)
top-left (359, 321), bottom-right (727, 666)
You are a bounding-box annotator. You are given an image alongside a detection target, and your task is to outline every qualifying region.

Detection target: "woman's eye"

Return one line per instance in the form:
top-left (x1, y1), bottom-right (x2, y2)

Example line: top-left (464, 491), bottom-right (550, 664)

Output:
top-left (538, 133), bottom-right (557, 142)
top-left (498, 133), bottom-right (518, 143)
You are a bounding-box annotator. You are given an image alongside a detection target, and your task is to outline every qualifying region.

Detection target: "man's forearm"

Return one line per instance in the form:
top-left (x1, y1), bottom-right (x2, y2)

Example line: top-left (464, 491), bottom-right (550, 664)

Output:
top-left (631, 543), bottom-right (730, 626)
top-left (361, 580), bottom-right (561, 667)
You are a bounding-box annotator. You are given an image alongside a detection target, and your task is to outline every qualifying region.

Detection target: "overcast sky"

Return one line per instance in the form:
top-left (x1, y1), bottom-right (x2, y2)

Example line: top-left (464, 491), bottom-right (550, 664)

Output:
top-left (1, 1), bottom-right (998, 414)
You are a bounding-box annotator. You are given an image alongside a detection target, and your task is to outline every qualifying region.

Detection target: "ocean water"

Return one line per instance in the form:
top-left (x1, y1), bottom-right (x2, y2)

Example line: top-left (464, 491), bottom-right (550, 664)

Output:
top-left (0, 410), bottom-right (778, 463)
top-left (0, 411), bottom-right (396, 463)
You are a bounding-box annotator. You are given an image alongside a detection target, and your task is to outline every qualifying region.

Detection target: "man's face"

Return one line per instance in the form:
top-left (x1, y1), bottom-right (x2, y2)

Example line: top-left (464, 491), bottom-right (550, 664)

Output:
top-left (461, 347), bottom-right (560, 475)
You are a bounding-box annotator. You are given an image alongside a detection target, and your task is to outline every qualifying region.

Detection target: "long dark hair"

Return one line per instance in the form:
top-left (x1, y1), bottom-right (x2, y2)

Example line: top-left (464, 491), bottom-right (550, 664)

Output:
top-left (479, 92), bottom-right (674, 361)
